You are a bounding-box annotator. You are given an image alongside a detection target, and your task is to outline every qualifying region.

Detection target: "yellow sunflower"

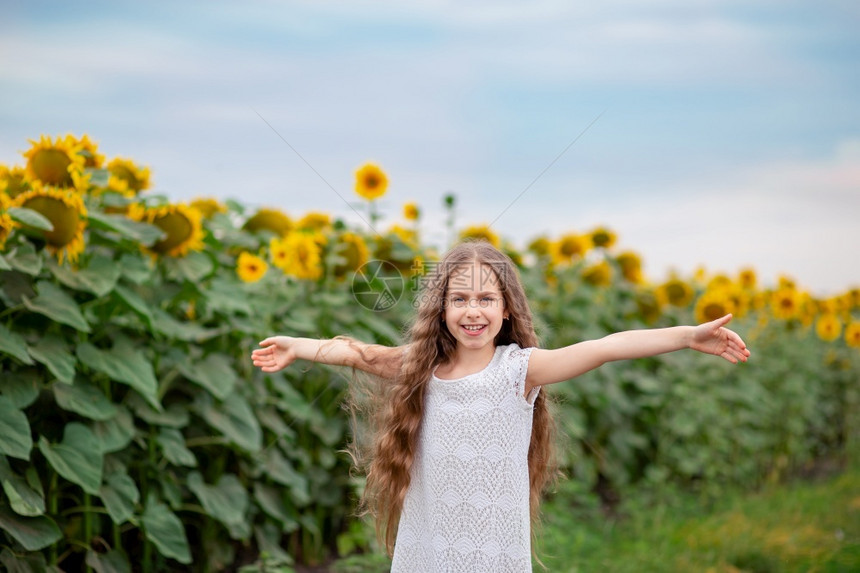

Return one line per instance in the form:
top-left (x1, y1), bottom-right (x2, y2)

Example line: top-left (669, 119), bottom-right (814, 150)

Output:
top-left (636, 288), bottom-right (663, 324)
top-left (190, 197), bottom-right (227, 219)
top-left (334, 232), bottom-right (370, 278)
top-left (458, 224), bottom-right (500, 248)
top-left (296, 211), bottom-right (332, 232)
top-left (107, 158), bottom-right (151, 194)
top-left (390, 224), bottom-right (418, 246)
top-left (527, 236), bottom-right (552, 258)
top-left (737, 267), bottom-right (757, 290)
top-left (355, 163), bottom-right (389, 201)
top-left (0, 165), bottom-right (30, 199)
top-left (70, 134), bottom-right (105, 168)
top-left (616, 251), bottom-right (643, 284)
top-left (128, 202), bottom-right (204, 257)
top-left (0, 211), bottom-right (15, 251)
top-left (552, 233), bottom-right (589, 264)
top-left (403, 202), bottom-right (420, 221)
top-left (243, 208), bottom-right (292, 235)
top-left (23, 135), bottom-right (86, 189)
top-left (815, 313), bottom-right (842, 342)
top-left (589, 226), bottom-right (616, 249)
top-left (236, 252), bottom-right (268, 283)
top-left (771, 287), bottom-right (802, 321)
top-left (582, 260), bottom-right (612, 287)
top-left (272, 232), bottom-right (323, 280)
top-left (657, 277), bottom-right (694, 308)
top-left (845, 322), bottom-right (860, 349)
top-left (778, 275), bottom-right (796, 290)
top-left (707, 274), bottom-right (732, 290)
top-left (12, 183), bottom-right (87, 263)
top-left (695, 290), bottom-right (735, 324)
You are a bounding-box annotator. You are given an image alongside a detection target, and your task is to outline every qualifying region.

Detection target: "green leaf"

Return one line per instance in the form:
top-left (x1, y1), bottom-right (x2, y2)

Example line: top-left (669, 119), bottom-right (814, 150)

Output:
top-left (165, 250), bottom-right (214, 282)
top-left (0, 324), bottom-right (33, 364)
top-left (0, 396), bottom-right (33, 460)
top-left (0, 254), bottom-right (10, 271)
top-left (38, 423), bottom-right (103, 495)
top-left (253, 522), bottom-right (294, 565)
top-left (141, 495), bottom-right (191, 564)
top-left (86, 549), bottom-right (131, 573)
top-left (118, 253), bottom-right (152, 284)
top-left (157, 428), bottom-right (197, 467)
top-left (127, 394), bottom-right (188, 428)
top-left (5, 243), bottom-right (43, 276)
top-left (197, 393), bottom-right (262, 452)
top-left (178, 353), bottom-right (237, 400)
top-left (260, 447), bottom-right (309, 506)
top-left (22, 280), bottom-right (90, 332)
top-left (151, 308), bottom-right (226, 342)
top-left (0, 506), bottom-right (62, 551)
top-left (202, 277), bottom-right (253, 315)
top-left (91, 407), bottom-right (136, 453)
top-left (7, 206), bottom-right (53, 232)
top-left (99, 471), bottom-right (140, 525)
top-left (76, 337), bottom-right (160, 411)
top-left (86, 211), bottom-right (164, 246)
top-left (48, 255), bottom-right (121, 297)
top-left (53, 379), bottom-right (118, 421)
top-left (1, 546), bottom-right (50, 572)
top-left (0, 456), bottom-right (44, 516)
top-left (28, 334), bottom-right (76, 384)
top-left (187, 472), bottom-right (249, 537)
top-left (253, 483), bottom-right (299, 532)
top-left (0, 370), bottom-right (41, 409)
top-left (113, 284), bottom-right (153, 326)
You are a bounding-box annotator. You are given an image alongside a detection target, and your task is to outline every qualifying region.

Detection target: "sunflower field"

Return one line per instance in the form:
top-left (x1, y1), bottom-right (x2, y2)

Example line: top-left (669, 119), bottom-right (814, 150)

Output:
top-left (0, 134), bottom-right (858, 572)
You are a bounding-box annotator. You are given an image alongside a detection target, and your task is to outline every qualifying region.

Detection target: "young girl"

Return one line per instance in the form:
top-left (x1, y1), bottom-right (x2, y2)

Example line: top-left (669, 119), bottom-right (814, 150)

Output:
top-left (251, 241), bottom-right (750, 572)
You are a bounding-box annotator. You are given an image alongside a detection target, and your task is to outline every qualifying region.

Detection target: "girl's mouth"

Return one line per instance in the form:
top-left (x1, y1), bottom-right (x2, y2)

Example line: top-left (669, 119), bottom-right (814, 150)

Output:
top-left (461, 324), bottom-right (487, 336)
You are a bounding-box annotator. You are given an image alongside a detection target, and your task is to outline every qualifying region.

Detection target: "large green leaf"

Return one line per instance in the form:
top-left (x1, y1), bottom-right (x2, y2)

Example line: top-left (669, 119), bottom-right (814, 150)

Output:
top-left (86, 549), bottom-right (131, 573)
top-left (164, 250), bottom-right (214, 282)
top-left (0, 324), bottom-right (33, 364)
top-left (0, 370), bottom-right (40, 408)
top-left (99, 471), bottom-right (139, 525)
top-left (7, 206), bottom-right (54, 231)
top-left (253, 522), bottom-right (294, 566)
top-left (127, 394), bottom-right (188, 428)
top-left (76, 337), bottom-right (160, 410)
top-left (178, 353), bottom-right (237, 400)
top-left (0, 396), bottom-right (33, 460)
top-left (5, 243), bottom-right (43, 276)
top-left (28, 334), bottom-right (75, 384)
top-left (118, 253), bottom-right (152, 284)
top-left (150, 308), bottom-right (226, 342)
top-left (112, 284), bottom-right (153, 326)
top-left (38, 423), bottom-right (103, 495)
top-left (253, 483), bottom-right (299, 532)
top-left (202, 278), bottom-right (252, 315)
top-left (49, 255), bottom-right (121, 297)
top-left (260, 447), bottom-right (310, 506)
top-left (53, 379), bottom-right (118, 421)
top-left (91, 407), bottom-right (136, 453)
top-left (197, 393), bottom-right (262, 452)
top-left (187, 472), bottom-right (249, 539)
top-left (0, 456), bottom-right (44, 516)
top-left (0, 546), bottom-right (51, 572)
top-left (22, 280), bottom-right (91, 332)
top-left (156, 428), bottom-right (197, 467)
top-left (141, 495), bottom-right (191, 564)
top-left (0, 253), bottom-right (10, 271)
top-left (0, 505), bottom-right (62, 551)
top-left (86, 211), bottom-right (163, 246)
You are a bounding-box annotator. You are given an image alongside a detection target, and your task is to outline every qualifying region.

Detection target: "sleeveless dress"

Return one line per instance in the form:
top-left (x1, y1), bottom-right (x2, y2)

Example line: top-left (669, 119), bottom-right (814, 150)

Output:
top-left (390, 343), bottom-right (540, 573)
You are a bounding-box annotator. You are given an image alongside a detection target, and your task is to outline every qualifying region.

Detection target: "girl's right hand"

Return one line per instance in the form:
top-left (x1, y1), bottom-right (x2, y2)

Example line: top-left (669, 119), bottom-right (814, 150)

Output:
top-left (252, 336), bottom-right (298, 372)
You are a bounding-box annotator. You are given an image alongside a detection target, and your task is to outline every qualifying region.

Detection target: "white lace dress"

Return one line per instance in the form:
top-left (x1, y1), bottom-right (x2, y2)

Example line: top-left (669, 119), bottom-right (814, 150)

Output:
top-left (390, 343), bottom-right (540, 573)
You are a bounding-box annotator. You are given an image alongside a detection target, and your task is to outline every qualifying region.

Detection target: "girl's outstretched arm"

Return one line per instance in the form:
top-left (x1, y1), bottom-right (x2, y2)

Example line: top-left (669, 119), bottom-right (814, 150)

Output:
top-left (251, 336), bottom-right (404, 379)
top-left (526, 314), bottom-right (750, 390)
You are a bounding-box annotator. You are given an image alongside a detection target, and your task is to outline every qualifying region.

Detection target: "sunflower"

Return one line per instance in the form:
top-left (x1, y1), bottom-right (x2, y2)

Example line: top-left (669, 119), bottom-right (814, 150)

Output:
top-left (657, 277), bottom-right (694, 308)
top-left (23, 135), bottom-right (86, 189)
top-left (12, 183), bottom-right (87, 263)
top-left (771, 288), bottom-right (802, 321)
top-left (583, 260), bottom-right (612, 287)
top-left (527, 236), bottom-right (551, 258)
top-left (403, 202), bottom-right (420, 221)
top-left (107, 158), bottom-right (151, 194)
top-left (190, 197), bottom-right (227, 219)
top-left (236, 252), bottom-right (268, 283)
top-left (845, 322), bottom-right (860, 349)
top-left (737, 267), bottom-right (757, 290)
top-left (815, 313), bottom-right (842, 342)
top-left (708, 274), bottom-right (732, 291)
top-left (695, 290), bottom-right (735, 324)
top-left (778, 275), bottom-right (796, 290)
top-left (390, 224), bottom-right (418, 247)
top-left (553, 233), bottom-right (589, 263)
top-left (636, 288), bottom-right (662, 324)
top-left (128, 202), bottom-right (204, 257)
top-left (70, 134), bottom-right (105, 168)
top-left (355, 163), bottom-right (389, 201)
top-left (243, 208), bottom-right (292, 235)
top-left (616, 251), bottom-right (643, 284)
top-left (0, 211), bottom-right (15, 251)
top-left (297, 212), bottom-right (332, 232)
top-left (458, 224), bottom-right (500, 248)
top-left (0, 165), bottom-right (30, 199)
top-left (589, 226), bottom-right (616, 249)
top-left (334, 232), bottom-right (370, 278)
top-left (272, 232), bottom-right (323, 280)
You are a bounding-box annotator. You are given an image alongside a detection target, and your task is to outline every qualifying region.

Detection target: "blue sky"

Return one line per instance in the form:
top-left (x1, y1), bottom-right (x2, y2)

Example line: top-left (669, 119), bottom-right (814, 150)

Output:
top-left (2, 0), bottom-right (858, 294)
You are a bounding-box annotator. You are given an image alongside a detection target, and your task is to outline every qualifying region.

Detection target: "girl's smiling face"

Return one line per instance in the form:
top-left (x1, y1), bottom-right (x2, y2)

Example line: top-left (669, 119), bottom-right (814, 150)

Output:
top-left (443, 261), bottom-right (508, 351)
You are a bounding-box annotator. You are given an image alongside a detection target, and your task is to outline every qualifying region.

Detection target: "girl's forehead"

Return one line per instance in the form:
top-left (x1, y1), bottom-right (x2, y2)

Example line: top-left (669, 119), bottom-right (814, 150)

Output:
top-left (447, 262), bottom-right (503, 292)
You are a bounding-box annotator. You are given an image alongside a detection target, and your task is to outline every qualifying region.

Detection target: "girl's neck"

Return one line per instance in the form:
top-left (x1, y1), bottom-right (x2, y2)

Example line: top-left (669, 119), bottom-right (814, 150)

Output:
top-left (437, 343), bottom-right (497, 378)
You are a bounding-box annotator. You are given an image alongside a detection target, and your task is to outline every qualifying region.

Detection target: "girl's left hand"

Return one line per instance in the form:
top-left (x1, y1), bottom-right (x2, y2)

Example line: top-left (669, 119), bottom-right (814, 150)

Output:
top-left (690, 314), bottom-right (751, 364)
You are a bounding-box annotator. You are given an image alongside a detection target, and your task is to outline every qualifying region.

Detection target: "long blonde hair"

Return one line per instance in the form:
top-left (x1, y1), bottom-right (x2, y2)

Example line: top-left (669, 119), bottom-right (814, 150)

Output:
top-left (350, 240), bottom-right (558, 556)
